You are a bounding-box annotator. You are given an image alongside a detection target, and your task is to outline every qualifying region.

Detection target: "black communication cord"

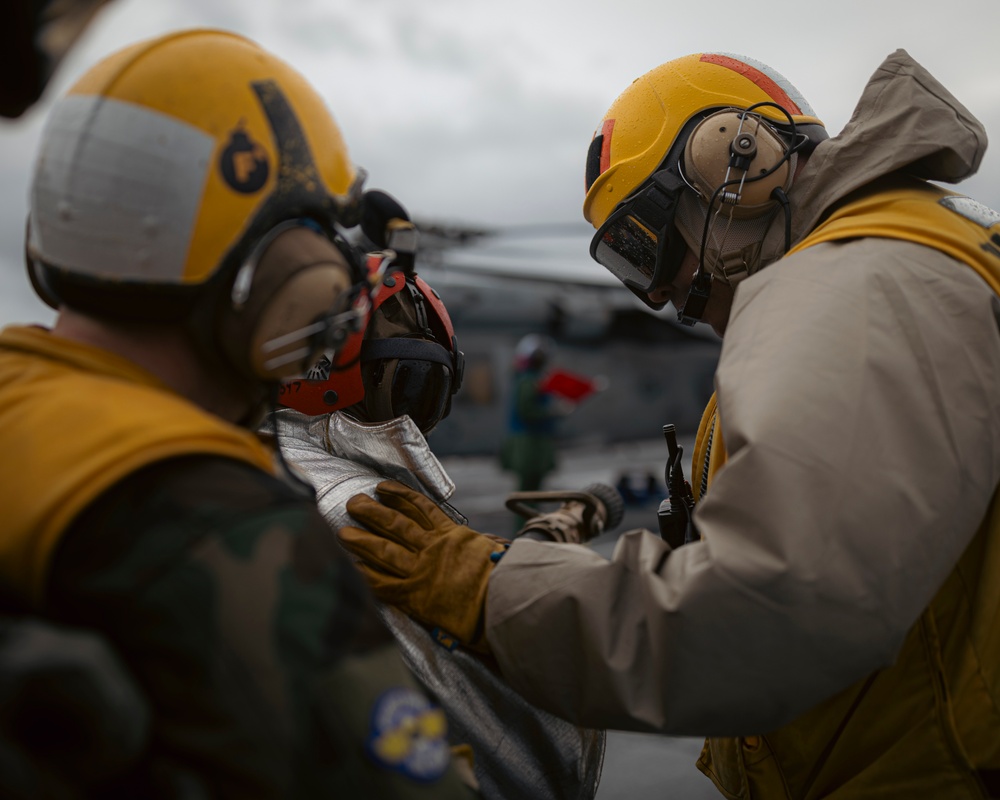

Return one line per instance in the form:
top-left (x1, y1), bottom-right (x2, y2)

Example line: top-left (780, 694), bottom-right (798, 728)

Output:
top-left (685, 102), bottom-right (807, 324)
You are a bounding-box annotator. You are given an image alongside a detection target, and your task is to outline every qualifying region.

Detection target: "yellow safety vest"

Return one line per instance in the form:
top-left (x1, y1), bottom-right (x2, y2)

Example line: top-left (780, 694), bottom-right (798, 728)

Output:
top-left (696, 177), bottom-right (1000, 798)
top-left (0, 325), bottom-right (276, 607)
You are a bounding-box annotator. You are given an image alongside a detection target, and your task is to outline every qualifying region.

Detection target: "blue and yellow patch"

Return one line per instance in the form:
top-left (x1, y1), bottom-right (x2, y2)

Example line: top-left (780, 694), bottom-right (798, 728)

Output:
top-left (367, 687), bottom-right (450, 782)
top-left (431, 627), bottom-right (459, 651)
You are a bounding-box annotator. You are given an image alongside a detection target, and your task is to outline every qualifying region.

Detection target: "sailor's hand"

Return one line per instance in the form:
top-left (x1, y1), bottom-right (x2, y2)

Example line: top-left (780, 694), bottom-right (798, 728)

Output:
top-left (338, 481), bottom-right (509, 652)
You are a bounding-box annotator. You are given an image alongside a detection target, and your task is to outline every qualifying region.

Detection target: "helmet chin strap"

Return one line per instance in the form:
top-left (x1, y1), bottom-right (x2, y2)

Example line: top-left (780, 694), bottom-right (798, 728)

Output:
top-left (677, 192), bottom-right (792, 326)
top-left (675, 186), bottom-right (794, 327)
top-left (675, 264), bottom-right (712, 326)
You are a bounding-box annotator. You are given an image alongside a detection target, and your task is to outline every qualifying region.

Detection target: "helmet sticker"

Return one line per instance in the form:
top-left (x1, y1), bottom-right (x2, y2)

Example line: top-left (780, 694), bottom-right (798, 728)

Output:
top-left (306, 353), bottom-right (333, 381)
top-left (599, 118), bottom-right (615, 176)
top-left (701, 53), bottom-right (809, 117)
top-left (30, 94), bottom-right (213, 282)
top-left (585, 119), bottom-right (616, 191)
top-left (219, 124), bottom-right (270, 194)
top-left (366, 687), bottom-right (451, 783)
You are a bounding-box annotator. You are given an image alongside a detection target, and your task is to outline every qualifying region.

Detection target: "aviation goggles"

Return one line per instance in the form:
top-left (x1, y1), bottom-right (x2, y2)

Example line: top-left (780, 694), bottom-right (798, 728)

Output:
top-left (589, 169), bottom-right (688, 303)
top-left (362, 337), bottom-right (461, 433)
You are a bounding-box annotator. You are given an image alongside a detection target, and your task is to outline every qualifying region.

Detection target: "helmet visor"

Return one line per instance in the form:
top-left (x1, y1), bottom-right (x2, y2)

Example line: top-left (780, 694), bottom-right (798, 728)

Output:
top-left (389, 359), bottom-right (453, 432)
top-left (362, 337), bottom-right (456, 432)
top-left (588, 168), bottom-right (687, 296)
top-left (591, 213), bottom-right (660, 289)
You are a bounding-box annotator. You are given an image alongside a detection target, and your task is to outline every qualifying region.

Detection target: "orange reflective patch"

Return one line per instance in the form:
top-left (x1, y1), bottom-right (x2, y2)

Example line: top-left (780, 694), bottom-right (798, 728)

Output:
top-left (600, 118), bottom-right (615, 175)
top-left (699, 54), bottom-right (802, 115)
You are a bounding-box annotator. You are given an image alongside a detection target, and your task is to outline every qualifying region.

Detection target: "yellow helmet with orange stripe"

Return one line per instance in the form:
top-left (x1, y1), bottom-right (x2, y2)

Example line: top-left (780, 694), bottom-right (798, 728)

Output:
top-left (583, 52), bottom-right (827, 320)
top-left (584, 52), bottom-right (824, 227)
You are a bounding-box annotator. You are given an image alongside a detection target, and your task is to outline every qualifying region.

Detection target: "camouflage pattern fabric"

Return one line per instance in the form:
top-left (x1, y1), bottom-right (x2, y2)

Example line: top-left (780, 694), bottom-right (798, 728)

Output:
top-left (0, 615), bottom-right (148, 799)
top-left (43, 455), bottom-right (475, 799)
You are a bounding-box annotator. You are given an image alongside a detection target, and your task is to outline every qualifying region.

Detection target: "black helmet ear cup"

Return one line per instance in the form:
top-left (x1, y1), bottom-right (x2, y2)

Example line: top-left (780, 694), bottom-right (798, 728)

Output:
top-left (217, 225), bottom-right (353, 381)
top-left (682, 109), bottom-right (793, 218)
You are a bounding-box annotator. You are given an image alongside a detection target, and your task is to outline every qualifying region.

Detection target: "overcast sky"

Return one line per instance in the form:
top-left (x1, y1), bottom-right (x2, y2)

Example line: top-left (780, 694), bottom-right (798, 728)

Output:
top-left (2, 0), bottom-right (999, 325)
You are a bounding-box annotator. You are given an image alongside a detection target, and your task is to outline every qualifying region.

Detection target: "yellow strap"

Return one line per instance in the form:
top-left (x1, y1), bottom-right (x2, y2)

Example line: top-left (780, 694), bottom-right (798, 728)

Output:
top-left (0, 326), bottom-right (276, 605)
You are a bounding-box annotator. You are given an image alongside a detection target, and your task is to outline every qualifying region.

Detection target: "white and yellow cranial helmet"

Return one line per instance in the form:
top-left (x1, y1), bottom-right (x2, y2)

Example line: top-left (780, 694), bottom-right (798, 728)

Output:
top-left (27, 28), bottom-right (365, 323)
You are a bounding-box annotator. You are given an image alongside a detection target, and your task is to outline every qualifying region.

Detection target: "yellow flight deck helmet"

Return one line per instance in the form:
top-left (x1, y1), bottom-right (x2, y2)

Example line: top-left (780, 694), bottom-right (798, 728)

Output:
top-left (27, 29), bottom-right (370, 380)
top-left (584, 52), bottom-right (827, 321)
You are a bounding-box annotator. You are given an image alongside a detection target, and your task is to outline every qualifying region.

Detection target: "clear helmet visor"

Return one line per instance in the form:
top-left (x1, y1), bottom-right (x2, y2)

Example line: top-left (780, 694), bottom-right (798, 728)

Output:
top-left (589, 168), bottom-right (688, 301)
top-left (592, 214), bottom-right (660, 290)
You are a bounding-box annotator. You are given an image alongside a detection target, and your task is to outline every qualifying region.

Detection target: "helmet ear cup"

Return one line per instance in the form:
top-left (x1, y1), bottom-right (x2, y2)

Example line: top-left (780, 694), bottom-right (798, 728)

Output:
top-left (217, 225), bottom-right (354, 382)
top-left (682, 109), bottom-right (792, 219)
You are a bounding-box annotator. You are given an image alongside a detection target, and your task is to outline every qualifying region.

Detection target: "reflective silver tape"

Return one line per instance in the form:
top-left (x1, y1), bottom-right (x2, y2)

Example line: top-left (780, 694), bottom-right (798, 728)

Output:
top-left (30, 95), bottom-right (214, 284)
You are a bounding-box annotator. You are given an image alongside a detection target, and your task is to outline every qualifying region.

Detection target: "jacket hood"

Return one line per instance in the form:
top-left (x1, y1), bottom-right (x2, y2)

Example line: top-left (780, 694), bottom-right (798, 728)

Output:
top-left (790, 49), bottom-right (988, 241)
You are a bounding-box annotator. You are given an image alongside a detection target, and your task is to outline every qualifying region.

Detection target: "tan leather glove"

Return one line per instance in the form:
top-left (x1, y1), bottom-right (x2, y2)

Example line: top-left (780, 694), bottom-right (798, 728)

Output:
top-left (338, 480), bottom-right (509, 652)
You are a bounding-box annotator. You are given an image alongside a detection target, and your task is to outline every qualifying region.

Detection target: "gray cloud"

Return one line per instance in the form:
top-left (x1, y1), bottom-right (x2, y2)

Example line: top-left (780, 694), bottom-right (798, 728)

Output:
top-left (1, 0), bottom-right (998, 325)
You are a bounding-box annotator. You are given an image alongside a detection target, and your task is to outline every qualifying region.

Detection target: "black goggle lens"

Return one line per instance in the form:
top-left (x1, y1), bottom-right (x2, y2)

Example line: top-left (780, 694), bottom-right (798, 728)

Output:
top-left (390, 359), bottom-right (452, 432)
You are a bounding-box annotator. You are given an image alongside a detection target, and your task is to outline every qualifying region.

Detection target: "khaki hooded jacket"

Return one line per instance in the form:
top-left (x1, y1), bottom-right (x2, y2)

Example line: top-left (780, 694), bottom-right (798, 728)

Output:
top-left (485, 49), bottom-right (1000, 793)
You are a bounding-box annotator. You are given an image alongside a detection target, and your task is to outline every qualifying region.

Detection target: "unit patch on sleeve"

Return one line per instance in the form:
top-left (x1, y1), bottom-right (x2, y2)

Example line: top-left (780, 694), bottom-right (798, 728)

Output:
top-left (366, 686), bottom-right (451, 782)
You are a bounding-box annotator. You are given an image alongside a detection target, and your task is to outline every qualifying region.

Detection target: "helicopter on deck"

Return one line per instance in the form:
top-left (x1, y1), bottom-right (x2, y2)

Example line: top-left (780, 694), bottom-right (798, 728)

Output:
top-left (407, 220), bottom-right (721, 457)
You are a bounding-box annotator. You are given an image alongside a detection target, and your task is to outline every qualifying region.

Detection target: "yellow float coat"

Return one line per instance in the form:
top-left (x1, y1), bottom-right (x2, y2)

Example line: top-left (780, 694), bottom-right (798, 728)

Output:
top-left (696, 176), bottom-right (1000, 798)
top-left (0, 325), bottom-right (275, 606)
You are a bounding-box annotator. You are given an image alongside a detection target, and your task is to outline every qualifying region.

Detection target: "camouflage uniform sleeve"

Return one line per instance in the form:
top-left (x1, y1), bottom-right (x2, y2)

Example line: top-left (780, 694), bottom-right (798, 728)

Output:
top-left (44, 455), bottom-right (477, 799)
